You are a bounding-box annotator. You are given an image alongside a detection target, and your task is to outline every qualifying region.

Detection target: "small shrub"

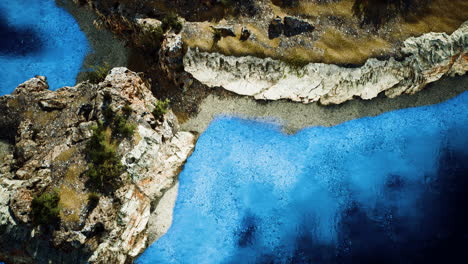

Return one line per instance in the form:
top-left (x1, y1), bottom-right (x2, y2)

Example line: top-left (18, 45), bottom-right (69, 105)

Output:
top-left (85, 124), bottom-right (124, 191)
top-left (83, 62), bottom-right (111, 84)
top-left (31, 190), bottom-right (60, 226)
top-left (122, 104), bottom-right (133, 118)
top-left (113, 114), bottom-right (135, 138)
top-left (102, 106), bottom-right (115, 125)
top-left (85, 123), bottom-right (113, 164)
top-left (101, 103), bottom-right (135, 138)
top-left (87, 192), bottom-right (100, 211)
top-left (139, 25), bottom-right (164, 51)
top-left (152, 99), bottom-right (170, 120)
top-left (161, 12), bottom-right (183, 33)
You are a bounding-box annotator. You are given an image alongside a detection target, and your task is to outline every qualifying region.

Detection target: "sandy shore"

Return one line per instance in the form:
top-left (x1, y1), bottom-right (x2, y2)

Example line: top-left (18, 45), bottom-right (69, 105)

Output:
top-left (56, 0), bottom-right (128, 83)
top-left (182, 75), bottom-right (468, 134)
top-left (54, 0), bottom-right (468, 249)
top-left (145, 74), bottom-right (467, 245)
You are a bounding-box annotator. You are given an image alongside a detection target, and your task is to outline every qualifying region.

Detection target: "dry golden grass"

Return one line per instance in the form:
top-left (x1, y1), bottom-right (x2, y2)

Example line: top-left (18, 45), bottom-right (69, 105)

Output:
top-left (183, 0), bottom-right (468, 65)
top-left (59, 185), bottom-right (82, 222)
top-left (286, 0), bottom-right (355, 18)
top-left (54, 147), bottom-right (77, 163)
top-left (391, 0), bottom-right (468, 39)
top-left (59, 164), bottom-right (86, 223)
top-left (315, 29), bottom-right (392, 64)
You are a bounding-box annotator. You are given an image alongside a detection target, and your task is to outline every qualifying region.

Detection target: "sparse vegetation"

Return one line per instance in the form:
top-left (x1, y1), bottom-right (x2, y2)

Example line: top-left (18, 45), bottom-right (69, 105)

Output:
top-left (152, 99), bottom-right (170, 120)
top-left (122, 104), bottom-right (133, 118)
top-left (83, 62), bottom-right (111, 84)
top-left (220, 0), bottom-right (259, 16)
top-left (161, 12), bottom-right (183, 33)
top-left (85, 123), bottom-right (124, 191)
top-left (31, 190), bottom-right (60, 226)
top-left (353, 0), bottom-right (430, 27)
top-left (87, 192), bottom-right (100, 210)
top-left (101, 102), bottom-right (135, 138)
top-left (138, 12), bottom-right (182, 51)
top-left (113, 114), bottom-right (136, 138)
top-left (139, 25), bottom-right (164, 51)
top-left (84, 101), bottom-right (136, 191)
top-left (184, 0), bottom-right (467, 65)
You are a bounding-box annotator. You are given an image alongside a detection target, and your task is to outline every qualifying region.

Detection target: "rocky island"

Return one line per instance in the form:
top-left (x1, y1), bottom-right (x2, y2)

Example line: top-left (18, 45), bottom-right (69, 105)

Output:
top-left (1, 0), bottom-right (467, 263)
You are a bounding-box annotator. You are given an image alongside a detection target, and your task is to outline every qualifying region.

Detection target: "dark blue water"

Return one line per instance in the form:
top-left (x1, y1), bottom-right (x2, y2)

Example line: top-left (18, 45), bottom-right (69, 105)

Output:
top-left (0, 0), bottom-right (89, 95)
top-left (137, 92), bottom-right (468, 263)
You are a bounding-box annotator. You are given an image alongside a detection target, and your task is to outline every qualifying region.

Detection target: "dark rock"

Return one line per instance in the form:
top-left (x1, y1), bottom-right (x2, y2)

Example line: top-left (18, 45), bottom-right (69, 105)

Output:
top-left (78, 104), bottom-right (93, 120)
top-left (38, 99), bottom-right (67, 111)
top-left (272, 0), bottom-right (299, 7)
top-left (240, 26), bottom-right (251, 41)
top-left (211, 26), bottom-right (236, 38)
top-left (283, 16), bottom-right (314, 37)
top-left (268, 16), bottom-right (283, 39)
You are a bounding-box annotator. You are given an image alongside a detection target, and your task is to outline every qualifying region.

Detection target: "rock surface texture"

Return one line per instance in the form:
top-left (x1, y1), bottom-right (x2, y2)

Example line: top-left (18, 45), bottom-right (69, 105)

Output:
top-left (0, 68), bottom-right (195, 264)
top-left (184, 21), bottom-right (468, 105)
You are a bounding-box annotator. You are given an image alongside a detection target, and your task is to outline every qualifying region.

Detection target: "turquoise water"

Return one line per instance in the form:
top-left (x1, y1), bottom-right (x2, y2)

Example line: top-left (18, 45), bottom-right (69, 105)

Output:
top-left (0, 0), bottom-right (89, 95)
top-left (138, 92), bottom-right (468, 263)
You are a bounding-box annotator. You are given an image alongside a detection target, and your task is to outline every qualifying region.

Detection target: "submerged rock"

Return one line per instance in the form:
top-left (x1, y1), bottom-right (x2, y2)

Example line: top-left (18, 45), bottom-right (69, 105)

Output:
top-left (0, 68), bottom-right (196, 264)
top-left (184, 20), bottom-right (468, 105)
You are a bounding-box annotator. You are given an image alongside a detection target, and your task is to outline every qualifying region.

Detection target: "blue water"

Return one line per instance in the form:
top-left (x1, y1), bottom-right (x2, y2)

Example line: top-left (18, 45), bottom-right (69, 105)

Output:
top-left (138, 92), bottom-right (468, 264)
top-left (0, 0), bottom-right (89, 95)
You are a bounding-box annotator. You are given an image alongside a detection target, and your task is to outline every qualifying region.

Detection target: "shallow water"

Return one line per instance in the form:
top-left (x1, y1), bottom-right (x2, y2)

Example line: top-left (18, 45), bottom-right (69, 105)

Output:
top-left (0, 0), bottom-right (89, 95)
top-left (138, 92), bottom-right (468, 263)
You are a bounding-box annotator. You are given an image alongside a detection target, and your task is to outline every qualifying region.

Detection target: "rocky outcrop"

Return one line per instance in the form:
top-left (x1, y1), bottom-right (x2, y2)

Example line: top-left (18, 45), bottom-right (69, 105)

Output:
top-left (159, 33), bottom-right (194, 91)
top-left (283, 16), bottom-right (314, 37)
top-left (184, 21), bottom-right (468, 105)
top-left (0, 68), bottom-right (196, 264)
top-left (268, 16), bottom-right (283, 39)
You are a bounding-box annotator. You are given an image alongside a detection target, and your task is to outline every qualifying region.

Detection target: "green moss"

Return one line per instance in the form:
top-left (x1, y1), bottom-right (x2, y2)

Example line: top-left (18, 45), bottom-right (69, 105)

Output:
top-left (31, 190), bottom-right (60, 226)
top-left (152, 99), bottom-right (171, 120)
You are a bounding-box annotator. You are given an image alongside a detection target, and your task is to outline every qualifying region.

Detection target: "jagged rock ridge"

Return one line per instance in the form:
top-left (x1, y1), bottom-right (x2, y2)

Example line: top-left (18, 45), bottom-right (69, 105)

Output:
top-left (184, 21), bottom-right (468, 105)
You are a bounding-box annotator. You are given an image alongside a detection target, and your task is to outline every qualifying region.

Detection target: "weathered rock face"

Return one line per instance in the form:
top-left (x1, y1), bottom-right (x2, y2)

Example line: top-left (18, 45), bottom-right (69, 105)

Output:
top-left (0, 68), bottom-right (195, 264)
top-left (159, 33), bottom-right (194, 91)
top-left (184, 20), bottom-right (468, 105)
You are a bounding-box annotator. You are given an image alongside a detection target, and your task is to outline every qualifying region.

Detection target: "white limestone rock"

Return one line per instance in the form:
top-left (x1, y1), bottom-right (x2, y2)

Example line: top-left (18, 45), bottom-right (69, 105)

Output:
top-left (184, 21), bottom-right (468, 105)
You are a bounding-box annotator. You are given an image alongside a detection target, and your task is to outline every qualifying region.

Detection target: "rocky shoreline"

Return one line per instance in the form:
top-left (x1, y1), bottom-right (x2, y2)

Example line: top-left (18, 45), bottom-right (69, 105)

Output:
top-left (180, 74), bottom-right (468, 134)
top-left (0, 69), bottom-right (195, 264)
top-left (0, 1), bottom-right (467, 263)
